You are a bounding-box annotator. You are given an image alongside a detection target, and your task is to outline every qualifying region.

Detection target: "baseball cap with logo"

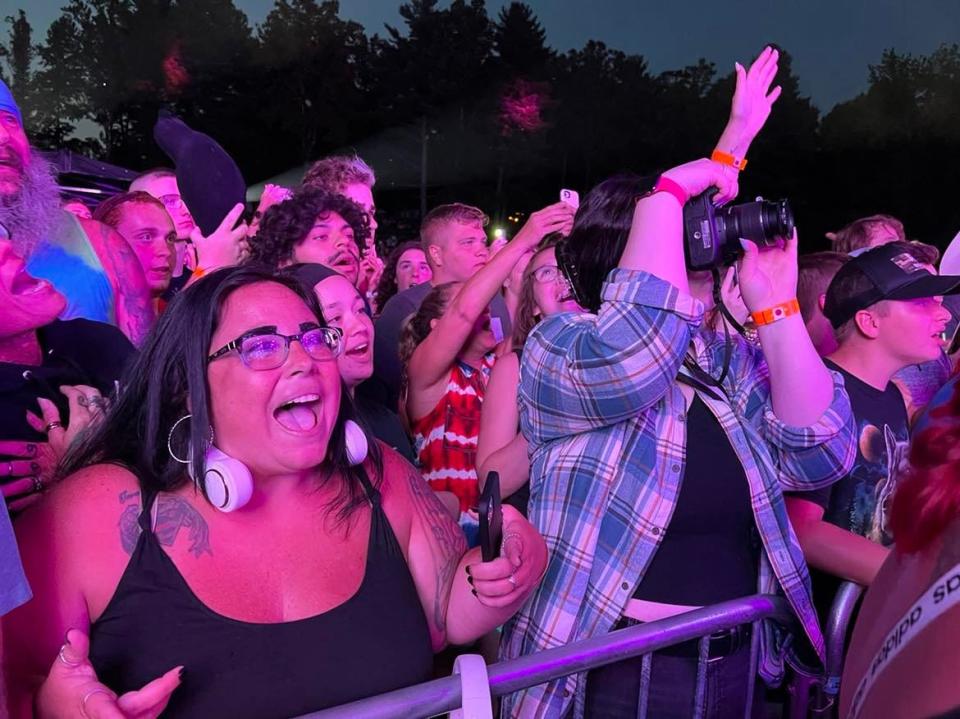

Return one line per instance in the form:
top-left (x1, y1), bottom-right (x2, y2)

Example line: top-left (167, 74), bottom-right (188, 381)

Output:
top-left (823, 243), bottom-right (960, 328)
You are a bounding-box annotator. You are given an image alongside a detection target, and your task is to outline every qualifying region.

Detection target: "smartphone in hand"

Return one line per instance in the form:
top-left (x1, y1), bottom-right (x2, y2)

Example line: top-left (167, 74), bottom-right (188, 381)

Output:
top-left (560, 189), bottom-right (580, 210)
top-left (478, 471), bottom-right (503, 563)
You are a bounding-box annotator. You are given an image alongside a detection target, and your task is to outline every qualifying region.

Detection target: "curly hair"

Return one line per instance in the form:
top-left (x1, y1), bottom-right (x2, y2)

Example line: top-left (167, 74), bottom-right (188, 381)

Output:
top-left (375, 241), bottom-right (422, 311)
top-left (397, 282), bottom-right (461, 425)
top-left (248, 186), bottom-right (370, 269)
top-left (302, 154), bottom-right (376, 193)
top-left (826, 214), bottom-right (906, 254)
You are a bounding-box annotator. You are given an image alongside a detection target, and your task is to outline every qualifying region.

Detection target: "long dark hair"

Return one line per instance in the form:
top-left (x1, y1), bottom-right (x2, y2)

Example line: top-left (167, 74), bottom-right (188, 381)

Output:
top-left (556, 173), bottom-right (655, 313)
top-left (61, 264), bottom-right (382, 521)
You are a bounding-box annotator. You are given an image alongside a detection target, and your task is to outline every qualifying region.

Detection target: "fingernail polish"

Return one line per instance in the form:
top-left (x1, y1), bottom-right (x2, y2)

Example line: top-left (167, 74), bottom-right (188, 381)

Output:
top-left (31, 462), bottom-right (40, 473)
top-left (26, 444), bottom-right (36, 456)
top-left (178, 667), bottom-right (185, 680)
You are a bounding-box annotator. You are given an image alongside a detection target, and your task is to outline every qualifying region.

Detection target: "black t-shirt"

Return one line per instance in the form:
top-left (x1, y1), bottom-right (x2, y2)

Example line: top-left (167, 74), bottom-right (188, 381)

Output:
top-left (789, 359), bottom-right (910, 620)
top-left (0, 319), bottom-right (136, 443)
top-left (633, 396), bottom-right (760, 605)
top-left (798, 360), bottom-right (909, 545)
top-left (355, 395), bottom-right (416, 465)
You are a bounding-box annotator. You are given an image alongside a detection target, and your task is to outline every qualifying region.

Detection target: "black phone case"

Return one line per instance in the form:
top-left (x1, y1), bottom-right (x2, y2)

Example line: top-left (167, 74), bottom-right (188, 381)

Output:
top-left (478, 471), bottom-right (503, 563)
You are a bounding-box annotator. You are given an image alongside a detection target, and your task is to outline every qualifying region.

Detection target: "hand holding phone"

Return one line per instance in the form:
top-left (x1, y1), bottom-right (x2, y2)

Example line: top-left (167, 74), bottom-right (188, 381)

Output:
top-left (560, 189), bottom-right (580, 210)
top-left (478, 472), bottom-right (503, 562)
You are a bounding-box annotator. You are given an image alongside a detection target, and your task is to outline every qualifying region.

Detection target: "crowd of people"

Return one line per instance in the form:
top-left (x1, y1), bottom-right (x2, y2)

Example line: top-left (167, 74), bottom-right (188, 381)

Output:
top-left (1, 44), bottom-right (960, 719)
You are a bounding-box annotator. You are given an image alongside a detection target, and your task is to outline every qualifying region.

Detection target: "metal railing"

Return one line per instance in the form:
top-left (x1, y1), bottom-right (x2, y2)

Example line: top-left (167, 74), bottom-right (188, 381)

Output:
top-left (788, 581), bottom-right (864, 717)
top-left (295, 594), bottom-right (798, 719)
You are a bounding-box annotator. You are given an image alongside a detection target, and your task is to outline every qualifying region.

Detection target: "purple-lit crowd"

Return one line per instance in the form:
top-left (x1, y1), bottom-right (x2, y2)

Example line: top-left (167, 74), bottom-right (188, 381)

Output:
top-left (2, 46), bottom-right (960, 719)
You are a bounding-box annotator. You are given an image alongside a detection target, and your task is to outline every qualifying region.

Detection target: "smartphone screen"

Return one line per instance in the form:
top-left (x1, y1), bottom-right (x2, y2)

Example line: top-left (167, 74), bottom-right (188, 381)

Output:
top-left (478, 472), bottom-right (503, 562)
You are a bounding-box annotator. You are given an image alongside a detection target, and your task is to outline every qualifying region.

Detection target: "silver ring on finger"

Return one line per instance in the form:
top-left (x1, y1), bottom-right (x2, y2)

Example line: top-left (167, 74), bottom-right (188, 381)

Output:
top-left (45, 421), bottom-right (64, 433)
top-left (32, 476), bottom-right (44, 494)
top-left (58, 644), bottom-right (82, 668)
top-left (81, 687), bottom-right (116, 719)
top-left (507, 574), bottom-right (517, 588)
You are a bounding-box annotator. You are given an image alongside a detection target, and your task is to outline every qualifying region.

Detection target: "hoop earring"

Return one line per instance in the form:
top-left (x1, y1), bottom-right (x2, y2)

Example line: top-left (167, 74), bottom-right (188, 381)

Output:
top-left (166, 413), bottom-right (253, 512)
top-left (344, 419), bottom-right (368, 467)
top-left (167, 414), bottom-right (194, 464)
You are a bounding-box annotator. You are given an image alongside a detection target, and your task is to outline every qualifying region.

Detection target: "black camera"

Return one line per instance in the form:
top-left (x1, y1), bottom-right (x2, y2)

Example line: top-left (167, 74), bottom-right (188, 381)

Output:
top-left (683, 191), bottom-right (794, 270)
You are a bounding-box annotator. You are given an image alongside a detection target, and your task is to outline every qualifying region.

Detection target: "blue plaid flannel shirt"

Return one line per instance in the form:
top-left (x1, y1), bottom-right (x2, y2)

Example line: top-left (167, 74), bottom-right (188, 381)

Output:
top-left (499, 269), bottom-right (856, 718)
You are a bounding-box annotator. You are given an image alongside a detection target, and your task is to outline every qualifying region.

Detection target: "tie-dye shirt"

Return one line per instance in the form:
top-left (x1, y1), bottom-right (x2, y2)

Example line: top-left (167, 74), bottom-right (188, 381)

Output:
top-left (26, 210), bottom-right (114, 324)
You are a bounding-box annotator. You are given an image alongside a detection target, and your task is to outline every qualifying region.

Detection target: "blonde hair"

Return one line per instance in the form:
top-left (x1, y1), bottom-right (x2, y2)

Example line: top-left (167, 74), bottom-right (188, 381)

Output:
top-left (826, 214), bottom-right (905, 254)
top-left (302, 154), bottom-right (376, 193)
top-left (420, 203), bottom-right (489, 256)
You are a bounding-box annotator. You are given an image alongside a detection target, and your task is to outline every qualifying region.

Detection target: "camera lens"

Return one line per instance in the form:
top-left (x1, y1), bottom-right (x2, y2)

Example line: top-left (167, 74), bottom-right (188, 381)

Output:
top-left (725, 199), bottom-right (794, 248)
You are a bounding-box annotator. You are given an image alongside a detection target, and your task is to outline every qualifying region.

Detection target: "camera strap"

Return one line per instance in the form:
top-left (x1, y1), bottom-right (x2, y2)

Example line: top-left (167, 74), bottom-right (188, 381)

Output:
top-left (677, 268), bottom-right (737, 402)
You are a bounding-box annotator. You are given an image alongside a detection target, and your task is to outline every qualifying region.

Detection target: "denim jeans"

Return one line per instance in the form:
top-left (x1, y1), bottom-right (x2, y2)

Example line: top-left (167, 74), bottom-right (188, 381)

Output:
top-left (583, 622), bottom-right (759, 719)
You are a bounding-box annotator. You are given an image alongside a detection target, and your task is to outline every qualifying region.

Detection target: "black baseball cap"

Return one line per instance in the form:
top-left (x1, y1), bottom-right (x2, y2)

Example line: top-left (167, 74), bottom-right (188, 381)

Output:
top-left (823, 243), bottom-right (960, 328)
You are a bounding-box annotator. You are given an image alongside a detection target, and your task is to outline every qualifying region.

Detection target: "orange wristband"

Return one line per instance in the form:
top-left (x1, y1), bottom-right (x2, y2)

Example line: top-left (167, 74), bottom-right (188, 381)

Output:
top-left (751, 298), bottom-right (800, 326)
top-left (711, 149), bottom-right (748, 171)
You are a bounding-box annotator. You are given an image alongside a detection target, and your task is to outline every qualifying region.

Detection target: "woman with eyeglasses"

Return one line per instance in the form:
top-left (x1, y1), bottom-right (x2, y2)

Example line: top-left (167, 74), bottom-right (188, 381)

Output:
top-left (1, 265), bottom-right (547, 719)
top-left (476, 242), bottom-right (585, 515)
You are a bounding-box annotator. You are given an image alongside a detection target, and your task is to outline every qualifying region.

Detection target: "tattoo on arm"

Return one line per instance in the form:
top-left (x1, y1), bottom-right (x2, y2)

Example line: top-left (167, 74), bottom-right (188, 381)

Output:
top-left (117, 490), bottom-right (213, 558)
top-left (407, 466), bottom-right (468, 633)
top-left (95, 222), bottom-right (154, 346)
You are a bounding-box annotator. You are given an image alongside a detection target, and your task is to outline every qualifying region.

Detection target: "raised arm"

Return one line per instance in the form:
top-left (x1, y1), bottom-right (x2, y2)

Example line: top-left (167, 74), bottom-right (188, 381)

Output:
top-left (407, 204), bottom-right (573, 395)
top-left (81, 218), bottom-right (154, 347)
top-left (521, 160), bottom-right (738, 441)
top-left (476, 352), bottom-right (529, 499)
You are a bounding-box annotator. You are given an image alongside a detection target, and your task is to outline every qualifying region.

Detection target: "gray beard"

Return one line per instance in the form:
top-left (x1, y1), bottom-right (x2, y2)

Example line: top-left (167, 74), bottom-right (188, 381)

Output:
top-left (0, 152), bottom-right (61, 259)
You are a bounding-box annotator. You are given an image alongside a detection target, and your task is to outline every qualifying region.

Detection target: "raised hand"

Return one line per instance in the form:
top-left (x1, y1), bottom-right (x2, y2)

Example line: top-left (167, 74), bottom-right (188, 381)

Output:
top-left (717, 46), bottom-right (782, 155)
top-left (188, 203), bottom-right (249, 272)
top-left (36, 628), bottom-right (181, 719)
top-left (660, 158), bottom-right (740, 206)
top-left (736, 227), bottom-right (799, 313)
top-left (513, 202), bottom-right (576, 250)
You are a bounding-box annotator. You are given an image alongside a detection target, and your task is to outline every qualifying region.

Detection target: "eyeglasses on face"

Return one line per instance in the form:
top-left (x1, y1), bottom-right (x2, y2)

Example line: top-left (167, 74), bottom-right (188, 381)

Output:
top-left (159, 194), bottom-right (184, 210)
top-left (208, 324), bottom-right (343, 370)
top-left (532, 264), bottom-right (566, 284)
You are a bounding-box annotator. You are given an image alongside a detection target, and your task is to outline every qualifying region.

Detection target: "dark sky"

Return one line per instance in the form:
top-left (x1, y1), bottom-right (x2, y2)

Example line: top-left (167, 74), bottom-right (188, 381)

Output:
top-left (10, 0), bottom-right (960, 110)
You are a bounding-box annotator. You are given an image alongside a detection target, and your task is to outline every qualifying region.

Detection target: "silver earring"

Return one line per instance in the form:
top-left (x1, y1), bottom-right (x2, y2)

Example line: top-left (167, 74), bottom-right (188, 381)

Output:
top-left (167, 414), bottom-right (193, 464)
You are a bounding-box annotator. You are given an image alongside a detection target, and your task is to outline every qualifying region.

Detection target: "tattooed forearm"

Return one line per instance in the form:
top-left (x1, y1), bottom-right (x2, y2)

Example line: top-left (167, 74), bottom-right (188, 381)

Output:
top-left (407, 467), bottom-right (468, 633)
top-left (117, 489), bottom-right (213, 558)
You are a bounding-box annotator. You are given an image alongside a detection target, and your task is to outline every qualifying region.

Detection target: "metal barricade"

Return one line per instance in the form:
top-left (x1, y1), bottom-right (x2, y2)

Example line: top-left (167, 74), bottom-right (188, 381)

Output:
top-left (295, 594), bottom-right (799, 719)
top-left (786, 581), bottom-right (864, 718)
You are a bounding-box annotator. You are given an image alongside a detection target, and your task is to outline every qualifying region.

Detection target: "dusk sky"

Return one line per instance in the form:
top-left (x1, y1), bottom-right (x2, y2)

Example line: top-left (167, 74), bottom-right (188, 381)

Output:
top-left (10, 0), bottom-right (960, 110)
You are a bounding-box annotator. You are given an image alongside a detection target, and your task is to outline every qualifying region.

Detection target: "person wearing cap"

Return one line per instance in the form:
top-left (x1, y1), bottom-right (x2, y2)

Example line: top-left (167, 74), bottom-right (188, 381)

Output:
top-left (786, 241), bottom-right (959, 611)
top-left (0, 79), bottom-right (153, 347)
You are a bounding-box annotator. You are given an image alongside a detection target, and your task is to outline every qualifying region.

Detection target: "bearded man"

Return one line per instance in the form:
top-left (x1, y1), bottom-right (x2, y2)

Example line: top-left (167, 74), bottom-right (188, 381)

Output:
top-left (0, 80), bottom-right (152, 346)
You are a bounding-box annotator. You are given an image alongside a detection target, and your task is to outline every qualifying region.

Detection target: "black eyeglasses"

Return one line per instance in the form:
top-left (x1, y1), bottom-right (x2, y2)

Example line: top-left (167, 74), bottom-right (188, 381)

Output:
top-left (208, 324), bottom-right (343, 370)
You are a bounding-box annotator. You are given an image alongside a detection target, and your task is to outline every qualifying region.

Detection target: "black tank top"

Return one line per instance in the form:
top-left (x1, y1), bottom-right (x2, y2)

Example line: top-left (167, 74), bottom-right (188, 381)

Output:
top-left (633, 396), bottom-right (760, 605)
top-left (88, 473), bottom-right (434, 718)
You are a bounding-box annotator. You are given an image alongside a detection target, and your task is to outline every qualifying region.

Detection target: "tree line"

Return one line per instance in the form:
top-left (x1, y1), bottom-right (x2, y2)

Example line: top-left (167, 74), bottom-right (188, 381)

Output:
top-left (2, 0), bottom-right (959, 250)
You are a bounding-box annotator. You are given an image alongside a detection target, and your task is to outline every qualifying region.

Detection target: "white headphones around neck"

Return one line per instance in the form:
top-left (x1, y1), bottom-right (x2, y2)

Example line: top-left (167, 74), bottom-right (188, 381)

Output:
top-left (170, 416), bottom-right (369, 513)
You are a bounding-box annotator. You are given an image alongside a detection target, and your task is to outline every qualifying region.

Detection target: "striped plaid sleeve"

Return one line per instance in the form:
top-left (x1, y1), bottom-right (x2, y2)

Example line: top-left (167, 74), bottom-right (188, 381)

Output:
top-left (521, 270), bottom-right (703, 442)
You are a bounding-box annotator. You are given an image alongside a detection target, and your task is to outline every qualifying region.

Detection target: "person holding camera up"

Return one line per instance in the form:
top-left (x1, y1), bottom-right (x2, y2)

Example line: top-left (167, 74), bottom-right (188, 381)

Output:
top-left (499, 47), bottom-right (857, 718)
